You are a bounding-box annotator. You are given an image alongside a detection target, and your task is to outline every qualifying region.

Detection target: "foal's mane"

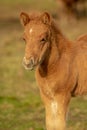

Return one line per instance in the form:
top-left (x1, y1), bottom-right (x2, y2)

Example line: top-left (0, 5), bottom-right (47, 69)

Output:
top-left (51, 20), bottom-right (63, 36)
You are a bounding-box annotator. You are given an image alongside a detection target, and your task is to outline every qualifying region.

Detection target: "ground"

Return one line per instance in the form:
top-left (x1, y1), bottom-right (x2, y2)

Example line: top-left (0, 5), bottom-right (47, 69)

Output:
top-left (0, 0), bottom-right (87, 130)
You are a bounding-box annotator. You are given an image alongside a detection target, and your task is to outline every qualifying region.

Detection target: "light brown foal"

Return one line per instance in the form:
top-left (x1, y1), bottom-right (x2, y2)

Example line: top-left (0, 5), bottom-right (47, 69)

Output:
top-left (20, 12), bottom-right (87, 130)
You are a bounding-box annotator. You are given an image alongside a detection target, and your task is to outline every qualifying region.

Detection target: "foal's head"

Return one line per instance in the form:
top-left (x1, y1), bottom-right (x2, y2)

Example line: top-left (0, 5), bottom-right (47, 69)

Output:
top-left (20, 12), bottom-right (52, 70)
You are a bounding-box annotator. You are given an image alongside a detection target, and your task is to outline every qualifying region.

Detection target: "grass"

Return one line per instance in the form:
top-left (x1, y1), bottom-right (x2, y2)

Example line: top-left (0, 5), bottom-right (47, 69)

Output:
top-left (0, 0), bottom-right (87, 130)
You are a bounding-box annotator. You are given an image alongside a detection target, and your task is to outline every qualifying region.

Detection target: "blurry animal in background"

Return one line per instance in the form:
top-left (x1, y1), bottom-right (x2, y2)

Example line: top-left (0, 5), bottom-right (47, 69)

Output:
top-left (56, 0), bottom-right (87, 19)
top-left (20, 11), bottom-right (87, 130)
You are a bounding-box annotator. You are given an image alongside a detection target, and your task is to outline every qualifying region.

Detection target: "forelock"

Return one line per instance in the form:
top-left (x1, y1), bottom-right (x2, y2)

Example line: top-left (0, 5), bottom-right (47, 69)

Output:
top-left (28, 11), bottom-right (41, 20)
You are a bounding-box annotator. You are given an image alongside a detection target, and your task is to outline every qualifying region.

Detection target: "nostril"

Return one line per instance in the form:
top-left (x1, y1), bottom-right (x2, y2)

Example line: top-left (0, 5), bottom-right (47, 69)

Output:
top-left (23, 57), bottom-right (30, 64)
top-left (22, 57), bottom-right (35, 70)
top-left (23, 57), bottom-right (34, 66)
top-left (30, 57), bottom-right (34, 65)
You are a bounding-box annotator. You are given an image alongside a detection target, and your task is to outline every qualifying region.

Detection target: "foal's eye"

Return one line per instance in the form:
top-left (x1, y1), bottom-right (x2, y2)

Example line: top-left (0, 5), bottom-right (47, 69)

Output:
top-left (40, 38), bottom-right (46, 43)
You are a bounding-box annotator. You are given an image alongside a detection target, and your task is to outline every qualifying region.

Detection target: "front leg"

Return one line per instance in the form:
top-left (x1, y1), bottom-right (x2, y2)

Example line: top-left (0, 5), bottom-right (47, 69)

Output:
top-left (41, 92), bottom-right (71, 130)
top-left (46, 101), bottom-right (66, 130)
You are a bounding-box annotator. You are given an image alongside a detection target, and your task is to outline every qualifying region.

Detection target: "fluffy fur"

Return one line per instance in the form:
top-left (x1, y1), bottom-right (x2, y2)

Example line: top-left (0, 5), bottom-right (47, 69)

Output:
top-left (20, 12), bottom-right (87, 130)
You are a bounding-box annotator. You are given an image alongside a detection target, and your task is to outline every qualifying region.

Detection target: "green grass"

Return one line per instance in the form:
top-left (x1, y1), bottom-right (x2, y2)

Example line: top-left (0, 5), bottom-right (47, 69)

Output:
top-left (0, 12), bottom-right (45, 129)
top-left (68, 97), bottom-right (87, 130)
top-left (0, 0), bottom-right (87, 130)
top-left (0, 0), bottom-right (57, 16)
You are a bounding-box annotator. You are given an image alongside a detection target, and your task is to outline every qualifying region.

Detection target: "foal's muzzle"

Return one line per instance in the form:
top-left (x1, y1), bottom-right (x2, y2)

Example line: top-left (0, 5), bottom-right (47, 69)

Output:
top-left (22, 57), bottom-right (35, 70)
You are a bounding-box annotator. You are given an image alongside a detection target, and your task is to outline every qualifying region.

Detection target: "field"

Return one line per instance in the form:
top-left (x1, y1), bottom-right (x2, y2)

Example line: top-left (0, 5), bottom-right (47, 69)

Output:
top-left (0, 0), bottom-right (87, 130)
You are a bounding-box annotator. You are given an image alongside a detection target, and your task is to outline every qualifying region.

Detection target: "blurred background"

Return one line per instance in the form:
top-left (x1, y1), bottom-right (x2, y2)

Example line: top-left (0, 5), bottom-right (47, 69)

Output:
top-left (0, 0), bottom-right (87, 130)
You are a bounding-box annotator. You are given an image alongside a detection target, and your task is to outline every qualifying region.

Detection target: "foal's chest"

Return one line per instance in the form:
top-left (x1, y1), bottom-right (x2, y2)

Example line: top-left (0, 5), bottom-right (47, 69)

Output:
top-left (35, 71), bottom-right (57, 99)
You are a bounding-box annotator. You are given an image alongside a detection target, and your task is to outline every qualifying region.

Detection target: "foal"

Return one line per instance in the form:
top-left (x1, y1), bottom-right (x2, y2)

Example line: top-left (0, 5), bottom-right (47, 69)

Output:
top-left (20, 12), bottom-right (87, 130)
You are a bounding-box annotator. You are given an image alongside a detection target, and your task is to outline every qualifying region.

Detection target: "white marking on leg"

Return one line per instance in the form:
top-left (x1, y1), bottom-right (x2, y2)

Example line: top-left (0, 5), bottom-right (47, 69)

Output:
top-left (51, 101), bottom-right (58, 115)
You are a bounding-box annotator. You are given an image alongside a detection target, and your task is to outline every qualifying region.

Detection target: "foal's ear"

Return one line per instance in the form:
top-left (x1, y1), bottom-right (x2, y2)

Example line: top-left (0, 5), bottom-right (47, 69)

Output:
top-left (40, 12), bottom-right (51, 25)
top-left (20, 12), bottom-right (30, 26)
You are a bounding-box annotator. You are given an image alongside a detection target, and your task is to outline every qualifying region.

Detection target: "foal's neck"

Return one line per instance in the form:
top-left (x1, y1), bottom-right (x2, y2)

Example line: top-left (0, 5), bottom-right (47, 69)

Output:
top-left (37, 22), bottom-right (71, 77)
